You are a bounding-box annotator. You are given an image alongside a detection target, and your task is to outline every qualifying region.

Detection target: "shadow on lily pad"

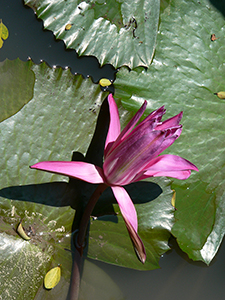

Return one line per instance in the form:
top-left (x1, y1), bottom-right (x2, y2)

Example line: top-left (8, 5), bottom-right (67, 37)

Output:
top-left (0, 95), bottom-right (163, 218)
top-left (0, 95), bottom-right (164, 299)
top-left (93, 181), bottom-right (163, 218)
top-left (0, 181), bottom-right (78, 208)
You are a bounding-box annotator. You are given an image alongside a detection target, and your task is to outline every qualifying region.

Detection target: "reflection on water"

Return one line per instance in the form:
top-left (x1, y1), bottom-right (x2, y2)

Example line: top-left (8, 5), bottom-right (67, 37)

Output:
top-left (80, 259), bottom-right (124, 300)
top-left (88, 237), bottom-right (225, 300)
top-left (1, 1), bottom-right (225, 299)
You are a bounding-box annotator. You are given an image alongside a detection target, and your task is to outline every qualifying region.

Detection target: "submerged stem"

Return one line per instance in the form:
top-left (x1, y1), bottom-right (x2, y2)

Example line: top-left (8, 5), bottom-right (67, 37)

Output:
top-left (68, 248), bottom-right (82, 300)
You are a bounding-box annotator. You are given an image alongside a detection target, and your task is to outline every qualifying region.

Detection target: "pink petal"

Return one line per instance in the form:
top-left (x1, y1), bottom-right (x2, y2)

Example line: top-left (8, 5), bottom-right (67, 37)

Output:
top-left (136, 170), bottom-right (192, 180)
top-left (104, 94), bottom-right (121, 156)
top-left (108, 101), bottom-right (147, 152)
top-left (119, 101), bottom-right (147, 138)
top-left (137, 105), bottom-right (166, 127)
top-left (122, 106), bottom-right (166, 145)
top-left (104, 129), bottom-right (167, 185)
top-left (111, 186), bottom-right (146, 263)
top-left (155, 111), bottom-right (183, 130)
top-left (105, 104), bottom-right (165, 160)
top-left (144, 127), bottom-right (183, 161)
top-left (122, 214), bottom-right (146, 264)
top-left (139, 154), bottom-right (198, 180)
top-left (146, 154), bottom-right (199, 171)
top-left (30, 161), bottom-right (105, 184)
top-left (111, 186), bottom-right (138, 230)
top-left (105, 106), bottom-right (168, 163)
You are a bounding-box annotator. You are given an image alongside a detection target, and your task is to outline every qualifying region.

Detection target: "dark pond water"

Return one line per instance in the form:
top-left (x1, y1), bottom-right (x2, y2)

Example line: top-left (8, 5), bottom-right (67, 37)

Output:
top-left (1, 1), bottom-right (225, 300)
top-left (0, 0), bottom-right (116, 85)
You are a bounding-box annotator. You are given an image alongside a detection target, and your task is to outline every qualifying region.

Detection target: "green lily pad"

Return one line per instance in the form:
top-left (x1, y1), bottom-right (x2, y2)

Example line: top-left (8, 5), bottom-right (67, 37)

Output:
top-left (89, 178), bottom-right (174, 270)
top-left (0, 59), bottom-right (175, 299)
top-left (0, 206), bottom-right (73, 299)
top-left (0, 59), bottom-right (108, 298)
top-left (23, 0), bottom-right (160, 69)
top-left (114, 0), bottom-right (225, 264)
top-left (0, 58), bottom-right (35, 122)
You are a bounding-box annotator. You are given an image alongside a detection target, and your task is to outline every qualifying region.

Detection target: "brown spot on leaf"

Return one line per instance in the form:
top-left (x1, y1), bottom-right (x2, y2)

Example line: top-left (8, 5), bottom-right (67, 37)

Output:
top-left (211, 34), bottom-right (219, 41)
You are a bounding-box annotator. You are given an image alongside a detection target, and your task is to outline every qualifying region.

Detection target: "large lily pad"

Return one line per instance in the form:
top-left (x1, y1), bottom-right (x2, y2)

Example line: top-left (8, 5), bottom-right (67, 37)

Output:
top-left (0, 59), bottom-right (107, 298)
top-left (114, 0), bottom-right (225, 264)
top-left (23, 0), bottom-right (160, 69)
top-left (0, 59), bottom-right (176, 299)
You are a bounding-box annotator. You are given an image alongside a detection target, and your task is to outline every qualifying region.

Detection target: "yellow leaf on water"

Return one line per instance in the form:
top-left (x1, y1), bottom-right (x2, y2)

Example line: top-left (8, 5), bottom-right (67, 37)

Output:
top-left (16, 221), bottom-right (31, 241)
top-left (0, 19), bottom-right (9, 49)
top-left (214, 91), bottom-right (225, 99)
top-left (44, 265), bottom-right (61, 289)
top-left (99, 78), bottom-right (112, 87)
top-left (171, 189), bottom-right (176, 208)
top-left (65, 24), bottom-right (73, 31)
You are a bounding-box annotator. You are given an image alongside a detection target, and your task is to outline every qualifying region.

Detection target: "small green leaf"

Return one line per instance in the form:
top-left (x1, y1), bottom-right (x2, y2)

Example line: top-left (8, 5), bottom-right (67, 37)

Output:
top-left (0, 58), bottom-right (35, 122)
top-left (44, 265), bottom-right (61, 289)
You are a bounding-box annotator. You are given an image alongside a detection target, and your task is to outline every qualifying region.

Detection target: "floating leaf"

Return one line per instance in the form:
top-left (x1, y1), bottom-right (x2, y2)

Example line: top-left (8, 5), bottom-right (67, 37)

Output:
top-left (65, 24), bottom-right (73, 31)
top-left (0, 19), bottom-right (9, 48)
top-left (44, 265), bottom-right (61, 289)
top-left (99, 78), bottom-right (112, 87)
top-left (16, 221), bottom-right (31, 241)
top-left (0, 58), bottom-right (35, 123)
top-left (171, 190), bottom-right (176, 209)
top-left (214, 91), bottom-right (225, 99)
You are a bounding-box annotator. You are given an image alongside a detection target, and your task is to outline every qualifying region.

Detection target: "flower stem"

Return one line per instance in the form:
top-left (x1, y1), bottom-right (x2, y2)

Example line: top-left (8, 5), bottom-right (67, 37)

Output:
top-left (68, 183), bottom-right (108, 300)
top-left (76, 183), bottom-right (108, 254)
top-left (68, 248), bottom-right (81, 300)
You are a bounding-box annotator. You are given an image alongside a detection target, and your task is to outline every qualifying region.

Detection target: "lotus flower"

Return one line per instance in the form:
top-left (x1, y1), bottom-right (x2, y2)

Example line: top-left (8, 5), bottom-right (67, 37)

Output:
top-left (30, 94), bottom-right (198, 263)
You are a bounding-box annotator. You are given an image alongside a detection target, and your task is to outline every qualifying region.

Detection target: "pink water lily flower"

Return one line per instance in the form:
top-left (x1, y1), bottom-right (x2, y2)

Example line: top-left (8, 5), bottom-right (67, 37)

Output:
top-left (31, 94), bottom-right (198, 263)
